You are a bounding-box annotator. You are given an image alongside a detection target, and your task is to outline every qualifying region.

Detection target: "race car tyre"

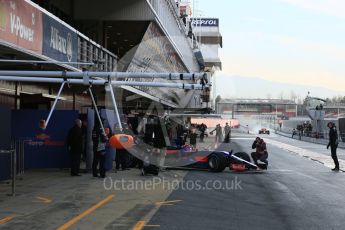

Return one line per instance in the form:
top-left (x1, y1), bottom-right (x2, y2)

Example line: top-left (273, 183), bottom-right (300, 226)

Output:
top-left (208, 152), bottom-right (227, 172)
top-left (230, 152), bottom-right (251, 164)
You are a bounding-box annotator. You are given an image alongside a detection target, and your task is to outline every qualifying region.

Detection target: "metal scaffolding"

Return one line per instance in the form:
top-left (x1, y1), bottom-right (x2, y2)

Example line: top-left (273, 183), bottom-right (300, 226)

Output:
top-left (0, 70), bottom-right (209, 133)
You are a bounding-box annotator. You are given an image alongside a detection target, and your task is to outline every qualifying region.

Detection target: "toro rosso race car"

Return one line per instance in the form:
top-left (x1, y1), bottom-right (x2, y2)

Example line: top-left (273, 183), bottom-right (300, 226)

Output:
top-left (163, 145), bottom-right (267, 172)
top-left (126, 142), bottom-right (267, 175)
top-left (259, 128), bottom-right (270, 135)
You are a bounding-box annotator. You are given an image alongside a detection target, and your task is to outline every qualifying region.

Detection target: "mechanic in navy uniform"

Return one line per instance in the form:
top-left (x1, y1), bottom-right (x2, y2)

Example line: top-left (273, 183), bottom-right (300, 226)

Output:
top-left (92, 120), bottom-right (109, 178)
top-left (189, 128), bottom-right (198, 147)
top-left (224, 122), bottom-right (231, 143)
top-left (199, 123), bottom-right (207, 142)
top-left (251, 137), bottom-right (268, 165)
top-left (327, 122), bottom-right (339, 171)
top-left (66, 119), bottom-right (83, 176)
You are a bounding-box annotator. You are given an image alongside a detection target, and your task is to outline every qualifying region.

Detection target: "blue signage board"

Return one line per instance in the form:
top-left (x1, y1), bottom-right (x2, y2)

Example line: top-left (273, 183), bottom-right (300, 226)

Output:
top-left (42, 14), bottom-right (78, 63)
top-left (11, 110), bottom-right (78, 169)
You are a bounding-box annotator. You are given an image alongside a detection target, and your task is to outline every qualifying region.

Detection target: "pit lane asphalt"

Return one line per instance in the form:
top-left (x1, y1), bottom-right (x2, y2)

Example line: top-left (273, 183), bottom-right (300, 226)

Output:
top-left (145, 133), bottom-right (345, 230)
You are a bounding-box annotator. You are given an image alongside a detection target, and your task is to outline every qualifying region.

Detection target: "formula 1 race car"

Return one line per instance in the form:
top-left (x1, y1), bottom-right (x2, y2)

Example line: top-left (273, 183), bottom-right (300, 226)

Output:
top-left (184, 150), bottom-right (267, 172)
top-left (259, 128), bottom-right (270, 135)
top-left (128, 143), bottom-right (267, 174)
top-left (164, 148), bottom-right (267, 172)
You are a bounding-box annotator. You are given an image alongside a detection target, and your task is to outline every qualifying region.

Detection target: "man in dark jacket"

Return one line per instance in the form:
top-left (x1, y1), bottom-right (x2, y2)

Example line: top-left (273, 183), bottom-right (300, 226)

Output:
top-left (92, 122), bottom-right (108, 178)
top-left (251, 137), bottom-right (268, 166)
top-left (224, 123), bottom-right (231, 143)
top-left (67, 119), bottom-right (83, 176)
top-left (327, 122), bottom-right (339, 171)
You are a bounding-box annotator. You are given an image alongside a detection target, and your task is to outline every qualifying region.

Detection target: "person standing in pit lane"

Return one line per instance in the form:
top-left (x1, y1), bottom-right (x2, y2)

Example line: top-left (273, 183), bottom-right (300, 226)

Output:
top-left (211, 124), bottom-right (223, 144)
top-left (189, 128), bottom-right (198, 148)
top-left (224, 122), bottom-right (231, 143)
top-left (92, 120), bottom-right (109, 178)
top-left (327, 122), bottom-right (339, 171)
top-left (66, 119), bottom-right (83, 176)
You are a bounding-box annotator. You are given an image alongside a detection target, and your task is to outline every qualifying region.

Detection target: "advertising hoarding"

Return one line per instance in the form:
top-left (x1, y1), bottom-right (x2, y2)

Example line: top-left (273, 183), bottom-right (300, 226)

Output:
top-left (42, 14), bottom-right (78, 63)
top-left (11, 110), bottom-right (78, 169)
top-left (191, 18), bottom-right (219, 27)
top-left (0, 0), bottom-right (43, 53)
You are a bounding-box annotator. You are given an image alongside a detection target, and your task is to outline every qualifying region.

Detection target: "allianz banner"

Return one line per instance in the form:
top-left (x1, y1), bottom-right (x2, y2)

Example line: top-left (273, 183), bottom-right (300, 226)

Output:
top-left (0, 0), bottom-right (43, 54)
top-left (42, 14), bottom-right (78, 63)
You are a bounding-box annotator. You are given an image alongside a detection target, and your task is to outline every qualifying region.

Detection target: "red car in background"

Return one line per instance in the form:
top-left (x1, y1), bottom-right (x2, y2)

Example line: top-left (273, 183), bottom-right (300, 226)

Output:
top-left (259, 128), bottom-right (270, 135)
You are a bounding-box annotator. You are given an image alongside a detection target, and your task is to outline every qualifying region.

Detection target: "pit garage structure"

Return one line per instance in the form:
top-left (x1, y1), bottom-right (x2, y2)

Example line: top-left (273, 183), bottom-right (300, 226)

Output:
top-left (217, 99), bottom-right (298, 118)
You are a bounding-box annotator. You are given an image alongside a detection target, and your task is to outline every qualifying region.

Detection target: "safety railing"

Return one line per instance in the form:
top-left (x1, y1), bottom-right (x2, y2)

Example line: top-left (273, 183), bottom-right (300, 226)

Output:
top-left (0, 140), bottom-right (25, 196)
top-left (0, 149), bottom-right (16, 196)
top-left (147, 0), bottom-right (200, 71)
top-left (274, 129), bottom-right (345, 148)
top-left (14, 140), bottom-right (25, 177)
top-left (78, 37), bottom-right (117, 72)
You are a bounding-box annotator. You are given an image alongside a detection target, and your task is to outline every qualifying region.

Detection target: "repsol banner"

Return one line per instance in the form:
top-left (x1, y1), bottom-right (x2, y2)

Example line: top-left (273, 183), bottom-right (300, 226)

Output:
top-left (12, 110), bottom-right (78, 169)
top-left (191, 18), bottom-right (219, 27)
top-left (42, 14), bottom-right (78, 63)
top-left (0, 0), bottom-right (43, 53)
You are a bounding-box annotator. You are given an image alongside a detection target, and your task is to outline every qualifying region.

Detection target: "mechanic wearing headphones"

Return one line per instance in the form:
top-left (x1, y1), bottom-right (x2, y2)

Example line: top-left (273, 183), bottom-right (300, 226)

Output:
top-left (327, 122), bottom-right (339, 171)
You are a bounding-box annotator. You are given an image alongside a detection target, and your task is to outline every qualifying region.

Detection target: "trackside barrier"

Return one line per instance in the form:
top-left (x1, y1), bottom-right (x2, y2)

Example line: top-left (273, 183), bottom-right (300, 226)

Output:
top-left (275, 130), bottom-right (345, 149)
top-left (0, 149), bottom-right (15, 196)
top-left (14, 140), bottom-right (25, 176)
top-left (0, 140), bottom-right (25, 196)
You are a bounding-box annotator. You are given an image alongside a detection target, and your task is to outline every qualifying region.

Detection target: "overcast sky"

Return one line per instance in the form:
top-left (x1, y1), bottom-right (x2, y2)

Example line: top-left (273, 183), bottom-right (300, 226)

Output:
top-left (197, 0), bottom-right (345, 99)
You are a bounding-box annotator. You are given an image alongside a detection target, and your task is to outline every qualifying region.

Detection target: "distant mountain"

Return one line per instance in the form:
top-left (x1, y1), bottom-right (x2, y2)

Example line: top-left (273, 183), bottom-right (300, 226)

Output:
top-left (214, 74), bottom-right (344, 99)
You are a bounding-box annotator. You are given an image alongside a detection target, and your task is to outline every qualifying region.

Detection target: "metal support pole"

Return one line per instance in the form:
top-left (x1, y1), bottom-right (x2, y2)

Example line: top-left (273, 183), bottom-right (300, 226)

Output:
top-left (12, 148), bottom-right (16, 196)
top-left (0, 59), bottom-right (94, 66)
top-left (22, 141), bottom-right (25, 175)
top-left (88, 87), bottom-right (106, 135)
top-left (0, 76), bottom-right (207, 90)
top-left (44, 81), bottom-right (66, 129)
top-left (232, 104), bottom-right (235, 119)
top-left (0, 71), bottom-right (206, 81)
top-left (107, 84), bottom-right (123, 132)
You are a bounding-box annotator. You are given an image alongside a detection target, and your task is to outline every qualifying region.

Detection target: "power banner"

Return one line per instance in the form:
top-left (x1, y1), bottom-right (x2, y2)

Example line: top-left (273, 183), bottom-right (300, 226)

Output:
top-left (42, 14), bottom-right (78, 63)
top-left (0, 0), bottom-right (78, 63)
top-left (0, 0), bottom-right (43, 53)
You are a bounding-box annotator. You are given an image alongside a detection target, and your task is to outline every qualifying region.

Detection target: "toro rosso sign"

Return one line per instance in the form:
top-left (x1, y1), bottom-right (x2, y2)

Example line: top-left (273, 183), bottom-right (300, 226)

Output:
top-left (191, 18), bottom-right (219, 27)
top-left (42, 14), bottom-right (77, 63)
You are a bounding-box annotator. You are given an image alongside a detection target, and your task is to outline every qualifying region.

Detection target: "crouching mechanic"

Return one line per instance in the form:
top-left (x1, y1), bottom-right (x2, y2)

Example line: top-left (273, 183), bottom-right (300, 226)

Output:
top-left (251, 137), bottom-right (268, 166)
